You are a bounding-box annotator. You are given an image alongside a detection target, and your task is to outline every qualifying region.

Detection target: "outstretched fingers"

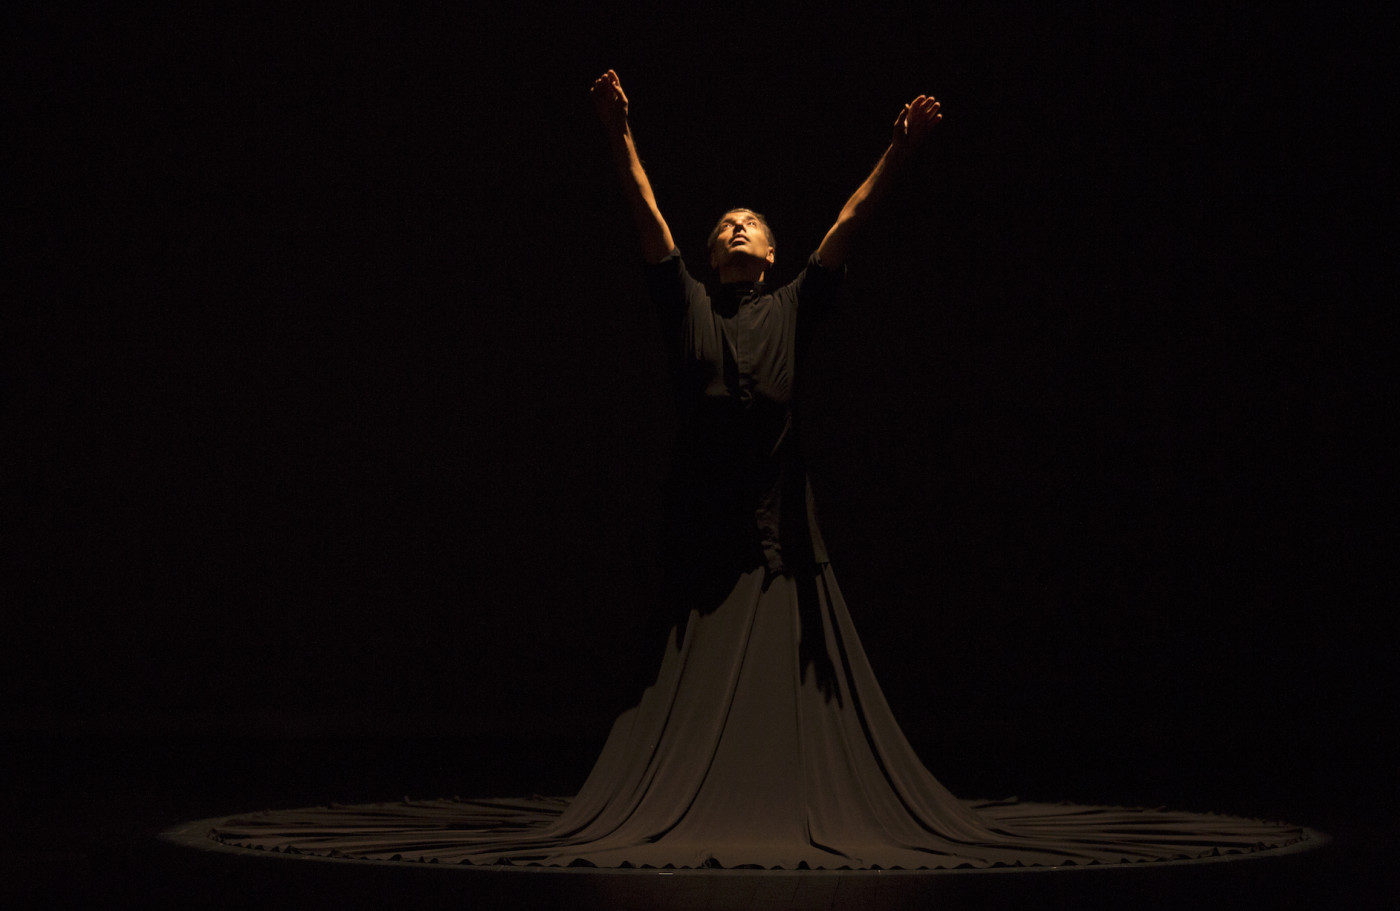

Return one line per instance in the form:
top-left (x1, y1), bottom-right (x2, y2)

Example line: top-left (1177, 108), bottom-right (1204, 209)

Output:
top-left (902, 95), bottom-right (942, 145)
top-left (912, 95), bottom-right (940, 121)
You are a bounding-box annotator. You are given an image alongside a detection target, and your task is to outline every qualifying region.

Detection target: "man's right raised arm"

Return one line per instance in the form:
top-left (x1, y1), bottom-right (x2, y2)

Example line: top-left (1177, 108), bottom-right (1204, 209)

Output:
top-left (591, 70), bottom-right (676, 264)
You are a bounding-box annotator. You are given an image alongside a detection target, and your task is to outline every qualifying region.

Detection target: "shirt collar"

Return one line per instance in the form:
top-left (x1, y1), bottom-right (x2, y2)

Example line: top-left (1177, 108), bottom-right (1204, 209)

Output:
top-left (718, 279), bottom-right (768, 300)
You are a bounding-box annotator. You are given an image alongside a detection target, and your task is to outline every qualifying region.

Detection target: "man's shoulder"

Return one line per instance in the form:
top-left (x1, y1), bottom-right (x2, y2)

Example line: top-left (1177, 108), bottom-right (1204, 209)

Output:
top-left (644, 248), bottom-right (710, 308)
top-left (644, 246), bottom-right (685, 269)
top-left (772, 252), bottom-right (844, 291)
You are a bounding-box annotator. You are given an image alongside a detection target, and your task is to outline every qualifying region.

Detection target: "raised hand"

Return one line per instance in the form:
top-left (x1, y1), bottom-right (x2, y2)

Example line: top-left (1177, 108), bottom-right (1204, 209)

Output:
top-left (591, 69), bottom-right (630, 131)
top-left (892, 95), bottom-right (942, 149)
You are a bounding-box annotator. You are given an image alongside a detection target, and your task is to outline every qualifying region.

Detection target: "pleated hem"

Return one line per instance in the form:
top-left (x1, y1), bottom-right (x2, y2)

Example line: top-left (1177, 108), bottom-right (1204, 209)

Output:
top-left (207, 796), bottom-right (1306, 870)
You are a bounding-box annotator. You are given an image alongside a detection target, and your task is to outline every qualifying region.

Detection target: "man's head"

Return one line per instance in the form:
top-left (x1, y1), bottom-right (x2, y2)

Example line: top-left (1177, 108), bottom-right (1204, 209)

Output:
top-left (708, 208), bottom-right (776, 281)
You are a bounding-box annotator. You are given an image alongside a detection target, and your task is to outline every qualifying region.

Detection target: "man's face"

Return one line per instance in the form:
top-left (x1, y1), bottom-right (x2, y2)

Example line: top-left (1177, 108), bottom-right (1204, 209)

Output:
top-left (710, 210), bottom-right (775, 272)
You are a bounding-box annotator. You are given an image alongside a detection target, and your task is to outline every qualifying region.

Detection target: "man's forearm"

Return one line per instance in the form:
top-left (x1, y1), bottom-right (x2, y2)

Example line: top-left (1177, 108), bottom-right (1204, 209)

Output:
top-left (606, 124), bottom-right (675, 263)
top-left (818, 143), bottom-right (909, 267)
top-left (842, 144), bottom-right (909, 225)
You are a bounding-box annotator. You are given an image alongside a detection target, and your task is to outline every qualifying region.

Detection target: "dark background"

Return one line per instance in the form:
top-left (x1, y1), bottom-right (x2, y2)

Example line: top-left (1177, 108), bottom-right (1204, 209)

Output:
top-left (5, 0), bottom-right (1393, 904)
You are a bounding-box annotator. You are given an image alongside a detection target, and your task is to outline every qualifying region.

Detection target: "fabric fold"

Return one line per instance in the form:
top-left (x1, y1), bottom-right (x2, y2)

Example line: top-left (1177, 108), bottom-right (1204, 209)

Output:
top-left (210, 563), bottom-right (1304, 869)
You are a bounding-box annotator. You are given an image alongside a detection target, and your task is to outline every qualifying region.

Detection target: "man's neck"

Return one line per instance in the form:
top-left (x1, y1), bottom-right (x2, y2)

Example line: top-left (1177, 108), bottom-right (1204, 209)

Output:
top-left (717, 264), bottom-right (766, 285)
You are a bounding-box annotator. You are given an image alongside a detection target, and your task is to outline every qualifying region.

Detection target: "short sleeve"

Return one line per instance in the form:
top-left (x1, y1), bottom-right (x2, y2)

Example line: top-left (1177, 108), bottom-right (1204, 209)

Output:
top-left (642, 248), bottom-right (713, 359)
top-left (790, 252), bottom-right (846, 318)
top-left (642, 248), bottom-right (693, 313)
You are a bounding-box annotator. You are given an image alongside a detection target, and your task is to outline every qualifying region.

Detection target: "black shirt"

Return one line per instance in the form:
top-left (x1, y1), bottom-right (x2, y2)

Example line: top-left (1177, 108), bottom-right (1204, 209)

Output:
top-left (644, 247), bottom-right (845, 577)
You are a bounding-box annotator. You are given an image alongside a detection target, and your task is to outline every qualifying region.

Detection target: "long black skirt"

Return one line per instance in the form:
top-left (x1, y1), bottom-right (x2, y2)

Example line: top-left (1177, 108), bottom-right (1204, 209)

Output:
top-left (210, 564), bottom-right (1302, 868)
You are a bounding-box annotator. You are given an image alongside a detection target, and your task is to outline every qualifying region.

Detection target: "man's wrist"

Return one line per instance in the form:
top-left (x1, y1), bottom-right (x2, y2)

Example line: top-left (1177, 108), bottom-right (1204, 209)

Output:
top-left (886, 141), bottom-right (913, 164)
top-left (604, 120), bottom-right (633, 144)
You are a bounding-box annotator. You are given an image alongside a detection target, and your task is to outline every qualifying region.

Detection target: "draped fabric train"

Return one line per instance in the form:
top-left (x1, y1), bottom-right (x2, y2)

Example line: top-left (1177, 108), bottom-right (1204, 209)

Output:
top-left (209, 563), bottom-right (1302, 868)
top-left (536, 565), bottom-right (1023, 869)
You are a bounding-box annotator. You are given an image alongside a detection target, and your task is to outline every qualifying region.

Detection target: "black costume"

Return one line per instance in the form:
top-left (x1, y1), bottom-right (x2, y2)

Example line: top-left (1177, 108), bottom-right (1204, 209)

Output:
top-left (209, 248), bottom-right (1303, 868)
top-left (648, 248), bottom-right (837, 607)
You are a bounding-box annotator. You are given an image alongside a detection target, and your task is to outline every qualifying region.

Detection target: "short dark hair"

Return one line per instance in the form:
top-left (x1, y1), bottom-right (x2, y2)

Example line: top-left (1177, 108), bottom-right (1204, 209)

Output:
top-left (707, 208), bottom-right (776, 252)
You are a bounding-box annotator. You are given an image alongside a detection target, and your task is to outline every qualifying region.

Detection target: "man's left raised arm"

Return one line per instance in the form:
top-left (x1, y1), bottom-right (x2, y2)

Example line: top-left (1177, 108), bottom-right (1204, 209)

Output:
top-left (815, 95), bottom-right (942, 269)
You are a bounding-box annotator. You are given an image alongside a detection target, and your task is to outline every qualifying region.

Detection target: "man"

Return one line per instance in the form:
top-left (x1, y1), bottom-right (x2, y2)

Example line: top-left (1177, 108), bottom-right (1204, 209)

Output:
top-left (590, 68), bottom-right (942, 586)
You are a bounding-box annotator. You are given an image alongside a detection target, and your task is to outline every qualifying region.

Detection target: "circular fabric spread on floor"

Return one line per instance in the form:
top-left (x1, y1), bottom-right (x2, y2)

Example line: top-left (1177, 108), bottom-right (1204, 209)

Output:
top-left (202, 567), bottom-right (1306, 870)
top-left (205, 797), bottom-right (1304, 870)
